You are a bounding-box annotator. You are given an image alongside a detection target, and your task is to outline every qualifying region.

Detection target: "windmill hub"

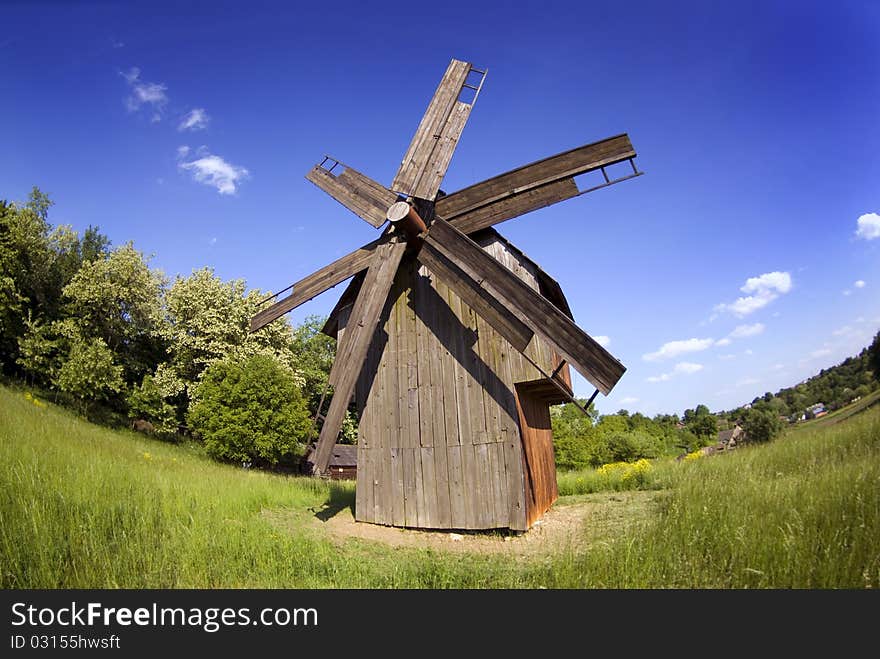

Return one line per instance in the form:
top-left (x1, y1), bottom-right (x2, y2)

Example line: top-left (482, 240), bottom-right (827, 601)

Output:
top-left (386, 200), bottom-right (427, 242)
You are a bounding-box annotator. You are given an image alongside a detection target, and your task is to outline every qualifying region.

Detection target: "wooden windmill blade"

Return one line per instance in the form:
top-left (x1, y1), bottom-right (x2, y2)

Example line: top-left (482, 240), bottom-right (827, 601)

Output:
top-left (306, 157), bottom-right (399, 229)
top-left (391, 59), bottom-right (486, 200)
top-left (249, 236), bottom-right (388, 332)
top-left (423, 218), bottom-right (625, 395)
top-left (310, 240), bottom-right (408, 475)
top-left (436, 134), bottom-right (642, 234)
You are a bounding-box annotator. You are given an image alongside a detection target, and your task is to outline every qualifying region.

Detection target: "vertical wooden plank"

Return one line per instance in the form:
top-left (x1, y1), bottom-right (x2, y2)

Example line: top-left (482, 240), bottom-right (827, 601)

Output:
top-left (488, 441), bottom-right (509, 528)
top-left (447, 292), bottom-right (478, 529)
top-left (503, 433), bottom-right (527, 531)
top-left (431, 437), bottom-right (451, 527)
top-left (415, 264), bottom-right (435, 449)
top-left (402, 448), bottom-right (417, 527)
top-left (474, 442), bottom-right (493, 527)
top-left (459, 442), bottom-right (480, 529)
top-left (431, 278), bottom-right (455, 528)
top-left (413, 444), bottom-right (426, 527)
top-left (446, 445), bottom-right (467, 529)
top-left (357, 448), bottom-right (375, 524)
top-left (404, 263), bottom-right (421, 451)
top-left (475, 316), bottom-right (500, 444)
top-left (420, 447), bottom-right (437, 529)
top-left (390, 447), bottom-right (405, 527)
top-left (426, 270), bottom-right (448, 448)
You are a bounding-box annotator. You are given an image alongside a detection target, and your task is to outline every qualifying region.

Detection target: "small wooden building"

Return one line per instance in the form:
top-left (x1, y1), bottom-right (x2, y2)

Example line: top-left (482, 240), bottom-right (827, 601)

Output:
top-left (323, 228), bottom-right (574, 531)
top-left (304, 443), bottom-right (358, 480)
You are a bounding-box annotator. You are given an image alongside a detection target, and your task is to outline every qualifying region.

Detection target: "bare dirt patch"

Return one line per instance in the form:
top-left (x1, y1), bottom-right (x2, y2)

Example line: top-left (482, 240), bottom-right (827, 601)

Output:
top-left (267, 490), bottom-right (665, 557)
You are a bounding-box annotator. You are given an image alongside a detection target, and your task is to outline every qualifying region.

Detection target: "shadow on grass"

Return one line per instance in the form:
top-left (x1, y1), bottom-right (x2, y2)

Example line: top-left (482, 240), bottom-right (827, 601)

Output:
top-left (314, 481), bottom-right (356, 522)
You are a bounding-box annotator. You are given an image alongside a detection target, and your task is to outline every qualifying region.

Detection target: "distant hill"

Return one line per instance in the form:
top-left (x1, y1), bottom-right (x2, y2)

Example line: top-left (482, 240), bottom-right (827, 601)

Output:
top-left (722, 337), bottom-right (877, 424)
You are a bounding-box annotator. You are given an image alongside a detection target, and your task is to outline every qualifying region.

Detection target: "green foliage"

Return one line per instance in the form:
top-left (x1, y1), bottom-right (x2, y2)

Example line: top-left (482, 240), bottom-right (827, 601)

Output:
top-left (161, 268), bottom-right (297, 406)
top-left (126, 375), bottom-right (179, 439)
top-left (56, 335), bottom-right (124, 414)
top-left (187, 355), bottom-right (313, 467)
top-left (62, 243), bottom-right (165, 386)
top-left (741, 407), bottom-right (785, 443)
top-left (869, 331), bottom-right (880, 382)
top-left (0, 190), bottom-right (112, 374)
top-left (688, 412), bottom-right (717, 438)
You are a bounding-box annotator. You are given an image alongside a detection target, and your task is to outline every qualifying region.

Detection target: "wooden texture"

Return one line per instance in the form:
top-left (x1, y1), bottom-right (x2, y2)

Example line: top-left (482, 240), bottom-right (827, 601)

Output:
top-left (306, 163), bottom-right (398, 228)
top-left (515, 383), bottom-right (559, 528)
top-left (424, 218), bottom-right (625, 395)
top-left (349, 233), bottom-right (576, 530)
top-left (391, 59), bottom-right (474, 200)
top-left (250, 238), bottom-right (383, 332)
top-left (312, 240), bottom-right (407, 474)
top-left (437, 134), bottom-right (636, 233)
top-left (416, 242), bottom-right (533, 352)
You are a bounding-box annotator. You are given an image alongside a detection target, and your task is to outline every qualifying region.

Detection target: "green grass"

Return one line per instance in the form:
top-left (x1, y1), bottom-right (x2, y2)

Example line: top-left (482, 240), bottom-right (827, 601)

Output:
top-left (1, 383), bottom-right (878, 588)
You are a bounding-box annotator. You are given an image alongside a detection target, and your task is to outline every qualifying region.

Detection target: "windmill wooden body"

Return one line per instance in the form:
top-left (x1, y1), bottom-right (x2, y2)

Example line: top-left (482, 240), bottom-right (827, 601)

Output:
top-left (252, 59), bottom-right (642, 531)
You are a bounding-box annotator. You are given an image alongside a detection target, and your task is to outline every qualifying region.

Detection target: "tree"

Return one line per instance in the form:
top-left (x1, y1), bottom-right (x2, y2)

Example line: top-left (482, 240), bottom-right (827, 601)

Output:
top-left (741, 408), bottom-right (785, 443)
top-left (62, 243), bottom-right (166, 386)
top-left (187, 354), bottom-right (313, 467)
top-left (684, 403), bottom-right (717, 439)
top-left (160, 268), bottom-right (296, 406)
top-left (56, 335), bottom-right (124, 415)
top-left (0, 190), bottom-right (111, 375)
top-left (869, 331), bottom-right (880, 382)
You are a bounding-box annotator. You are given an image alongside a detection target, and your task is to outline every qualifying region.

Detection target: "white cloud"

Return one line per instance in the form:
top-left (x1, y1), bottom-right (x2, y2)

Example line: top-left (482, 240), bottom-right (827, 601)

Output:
top-left (743, 349), bottom-right (754, 355)
top-left (854, 280), bottom-right (866, 289)
top-left (209, 237), bottom-right (218, 246)
top-left (772, 363), bottom-right (785, 371)
top-left (737, 377), bottom-right (759, 387)
top-left (856, 213), bottom-right (880, 240)
top-left (675, 362), bottom-right (703, 374)
top-left (715, 271), bottom-right (792, 317)
top-left (177, 146), bottom-right (249, 195)
top-left (643, 337), bottom-right (714, 362)
top-left (729, 323), bottom-right (765, 339)
top-left (619, 396), bottom-right (639, 405)
top-left (833, 326), bottom-right (853, 337)
top-left (178, 108), bottom-right (210, 132)
top-left (842, 289), bottom-right (852, 296)
top-left (810, 348), bottom-right (832, 359)
top-left (741, 272), bottom-right (792, 295)
top-left (121, 67), bottom-right (168, 121)
top-left (715, 337), bottom-right (732, 347)
top-left (718, 353), bottom-right (736, 361)
top-left (594, 335), bottom-right (610, 347)
top-left (646, 361), bottom-right (703, 383)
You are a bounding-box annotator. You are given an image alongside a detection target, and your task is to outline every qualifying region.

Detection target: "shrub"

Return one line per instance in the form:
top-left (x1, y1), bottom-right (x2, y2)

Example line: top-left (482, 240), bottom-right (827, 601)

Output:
top-left (56, 335), bottom-right (124, 414)
top-left (742, 408), bottom-right (785, 443)
top-left (126, 374), bottom-right (179, 440)
top-left (187, 354), bottom-right (313, 467)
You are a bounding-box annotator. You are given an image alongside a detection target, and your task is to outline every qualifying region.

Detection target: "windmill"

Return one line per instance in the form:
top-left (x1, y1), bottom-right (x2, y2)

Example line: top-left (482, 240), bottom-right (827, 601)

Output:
top-left (251, 59), bottom-right (642, 531)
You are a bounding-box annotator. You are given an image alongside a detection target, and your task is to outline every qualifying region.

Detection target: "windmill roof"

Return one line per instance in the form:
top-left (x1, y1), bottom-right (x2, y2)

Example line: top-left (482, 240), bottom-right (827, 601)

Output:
top-left (322, 226), bottom-right (572, 339)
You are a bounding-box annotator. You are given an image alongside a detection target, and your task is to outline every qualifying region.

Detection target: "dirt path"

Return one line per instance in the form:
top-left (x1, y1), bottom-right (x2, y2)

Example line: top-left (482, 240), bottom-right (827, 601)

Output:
top-left (268, 490), bottom-right (664, 557)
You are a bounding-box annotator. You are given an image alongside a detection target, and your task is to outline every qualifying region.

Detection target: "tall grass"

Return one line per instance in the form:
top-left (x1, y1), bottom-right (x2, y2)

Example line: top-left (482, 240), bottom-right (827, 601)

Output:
top-left (542, 413), bottom-right (880, 588)
top-left (1, 384), bottom-right (877, 588)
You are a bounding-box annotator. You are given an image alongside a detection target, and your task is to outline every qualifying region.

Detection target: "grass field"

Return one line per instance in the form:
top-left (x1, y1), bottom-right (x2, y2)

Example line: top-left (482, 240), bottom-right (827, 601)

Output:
top-left (1, 383), bottom-right (878, 588)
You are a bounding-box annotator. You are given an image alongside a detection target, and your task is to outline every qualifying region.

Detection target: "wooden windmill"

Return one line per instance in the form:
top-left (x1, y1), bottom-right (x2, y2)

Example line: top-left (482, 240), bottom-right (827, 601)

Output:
top-left (251, 59), bottom-right (642, 531)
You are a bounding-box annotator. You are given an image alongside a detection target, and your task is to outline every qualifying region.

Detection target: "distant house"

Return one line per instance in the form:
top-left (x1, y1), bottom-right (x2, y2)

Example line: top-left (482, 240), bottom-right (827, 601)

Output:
top-left (303, 443), bottom-right (357, 480)
top-left (807, 402), bottom-right (827, 419)
top-left (716, 425), bottom-right (744, 449)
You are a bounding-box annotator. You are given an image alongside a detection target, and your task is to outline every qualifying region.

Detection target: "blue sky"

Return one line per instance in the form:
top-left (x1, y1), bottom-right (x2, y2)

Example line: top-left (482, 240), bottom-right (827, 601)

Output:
top-left (2, 1), bottom-right (878, 417)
